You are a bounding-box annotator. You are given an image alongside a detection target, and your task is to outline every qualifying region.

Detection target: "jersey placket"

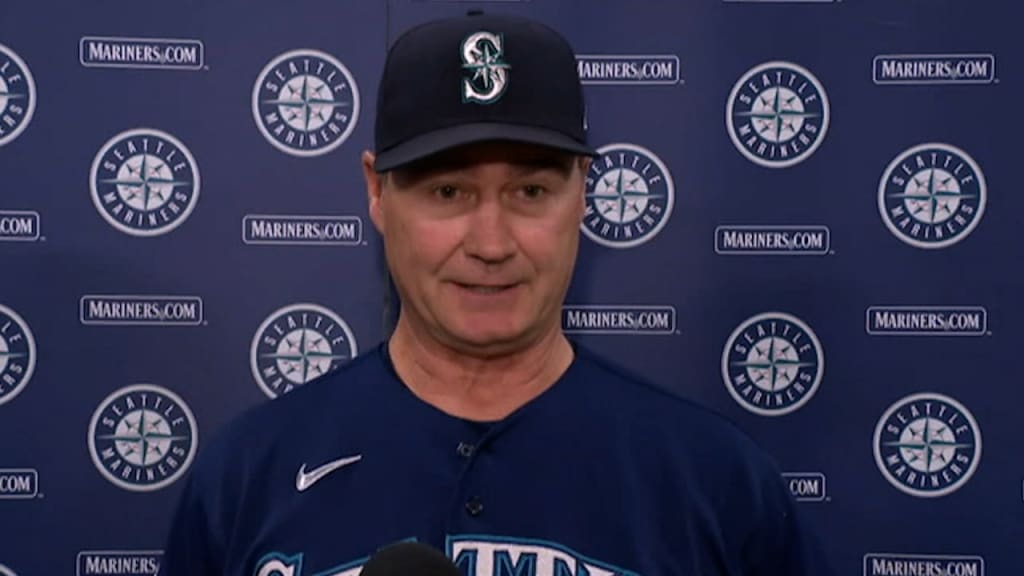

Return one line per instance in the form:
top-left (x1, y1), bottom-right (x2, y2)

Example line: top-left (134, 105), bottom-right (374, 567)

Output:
top-left (445, 421), bottom-right (505, 534)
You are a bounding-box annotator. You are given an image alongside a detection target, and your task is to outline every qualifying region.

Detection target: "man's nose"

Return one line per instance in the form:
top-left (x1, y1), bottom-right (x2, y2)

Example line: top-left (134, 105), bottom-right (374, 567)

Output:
top-left (462, 196), bottom-right (517, 264)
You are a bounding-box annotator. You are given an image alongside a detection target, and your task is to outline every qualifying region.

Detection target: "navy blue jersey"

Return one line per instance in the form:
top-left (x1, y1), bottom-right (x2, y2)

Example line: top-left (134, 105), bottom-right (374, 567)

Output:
top-left (162, 343), bottom-right (832, 576)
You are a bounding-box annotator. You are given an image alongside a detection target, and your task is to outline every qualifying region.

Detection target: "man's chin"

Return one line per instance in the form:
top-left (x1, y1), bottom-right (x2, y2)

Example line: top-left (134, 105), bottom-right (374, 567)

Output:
top-left (441, 326), bottom-right (536, 357)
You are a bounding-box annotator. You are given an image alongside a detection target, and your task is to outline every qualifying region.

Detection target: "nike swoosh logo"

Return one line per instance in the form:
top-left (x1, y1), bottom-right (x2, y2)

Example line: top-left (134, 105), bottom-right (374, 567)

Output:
top-left (296, 454), bottom-right (362, 492)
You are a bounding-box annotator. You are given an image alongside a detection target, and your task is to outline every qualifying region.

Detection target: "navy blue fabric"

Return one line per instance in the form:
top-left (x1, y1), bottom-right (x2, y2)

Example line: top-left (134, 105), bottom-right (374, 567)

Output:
top-left (163, 343), bottom-right (831, 575)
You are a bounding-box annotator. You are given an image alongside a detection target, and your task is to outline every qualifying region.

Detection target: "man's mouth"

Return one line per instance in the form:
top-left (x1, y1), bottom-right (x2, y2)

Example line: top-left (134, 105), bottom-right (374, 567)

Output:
top-left (453, 282), bottom-right (518, 294)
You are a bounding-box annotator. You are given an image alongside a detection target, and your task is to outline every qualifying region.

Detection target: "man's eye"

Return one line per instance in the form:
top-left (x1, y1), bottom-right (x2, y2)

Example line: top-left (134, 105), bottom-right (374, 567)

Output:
top-left (434, 185), bottom-right (459, 200)
top-left (521, 185), bottom-right (546, 199)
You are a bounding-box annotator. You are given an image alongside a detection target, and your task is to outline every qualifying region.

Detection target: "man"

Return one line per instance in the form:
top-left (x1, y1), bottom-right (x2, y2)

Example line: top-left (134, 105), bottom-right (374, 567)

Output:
top-left (163, 12), bottom-right (833, 576)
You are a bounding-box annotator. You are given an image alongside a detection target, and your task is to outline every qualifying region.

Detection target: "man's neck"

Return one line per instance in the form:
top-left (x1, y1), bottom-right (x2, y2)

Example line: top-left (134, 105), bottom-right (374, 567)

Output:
top-left (387, 318), bottom-right (575, 422)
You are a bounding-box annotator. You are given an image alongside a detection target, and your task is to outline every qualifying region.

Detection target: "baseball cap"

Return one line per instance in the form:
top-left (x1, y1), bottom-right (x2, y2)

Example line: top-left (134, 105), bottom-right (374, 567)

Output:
top-left (372, 11), bottom-right (595, 172)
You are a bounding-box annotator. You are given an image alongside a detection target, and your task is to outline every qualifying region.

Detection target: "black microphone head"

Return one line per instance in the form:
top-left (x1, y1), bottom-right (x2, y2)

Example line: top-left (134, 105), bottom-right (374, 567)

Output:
top-left (359, 541), bottom-right (459, 576)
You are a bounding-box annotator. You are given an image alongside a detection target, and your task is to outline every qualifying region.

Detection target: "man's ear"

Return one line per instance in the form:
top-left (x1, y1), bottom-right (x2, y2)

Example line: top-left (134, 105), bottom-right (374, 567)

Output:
top-left (576, 156), bottom-right (592, 215)
top-left (362, 150), bottom-right (385, 234)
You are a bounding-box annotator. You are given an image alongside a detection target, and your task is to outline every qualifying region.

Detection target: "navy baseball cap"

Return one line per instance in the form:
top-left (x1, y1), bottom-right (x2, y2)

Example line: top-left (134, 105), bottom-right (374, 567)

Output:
top-left (372, 12), bottom-right (595, 172)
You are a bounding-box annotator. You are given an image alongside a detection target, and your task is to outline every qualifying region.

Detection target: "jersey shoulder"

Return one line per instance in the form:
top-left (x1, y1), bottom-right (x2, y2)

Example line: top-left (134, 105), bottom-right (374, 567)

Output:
top-left (188, 345), bottom-right (392, 480)
top-left (569, 343), bottom-right (780, 475)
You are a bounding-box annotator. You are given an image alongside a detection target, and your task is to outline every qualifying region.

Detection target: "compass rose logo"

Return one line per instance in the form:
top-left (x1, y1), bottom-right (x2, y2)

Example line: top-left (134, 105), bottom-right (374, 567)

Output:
top-left (251, 303), bottom-right (358, 398)
top-left (874, 392), bottom-right (981, 497)
top-left (726, 61), bottom-right (829, 168)
top-left (461, 31), bottom-right (510, 104)
top-left (0, 43), bottom-right (36, 147)
top-left (88, 384), bottom-right (198, 492)
top-left (89, 128), bottom-right (200, 237)
top-left (721, 312), bottom-right (824, 416)
top-left (0, 304), bottom-right (36, 407)
top-left (583, 143), bottom-right (674, 248)
top-left (878, 143), bottom-right (986, 249)
top-left (252, 49), bottom-right (360, 157)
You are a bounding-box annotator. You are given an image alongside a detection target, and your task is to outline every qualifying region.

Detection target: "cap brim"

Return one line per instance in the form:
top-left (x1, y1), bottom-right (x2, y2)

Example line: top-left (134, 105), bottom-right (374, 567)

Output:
top-left (373, 123), bottom-right (597, 172)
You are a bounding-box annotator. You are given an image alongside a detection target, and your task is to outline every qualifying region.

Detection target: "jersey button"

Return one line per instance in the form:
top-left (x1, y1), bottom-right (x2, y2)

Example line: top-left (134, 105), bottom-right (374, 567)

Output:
top-left (457, 442), bottom-right (475, 458)
top-left (465, 497), bottom-right (484, 517)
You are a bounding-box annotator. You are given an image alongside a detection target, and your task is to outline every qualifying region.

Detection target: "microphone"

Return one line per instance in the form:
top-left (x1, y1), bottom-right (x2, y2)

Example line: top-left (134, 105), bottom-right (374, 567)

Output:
top-left (360, 541), bottom-right (460, 576)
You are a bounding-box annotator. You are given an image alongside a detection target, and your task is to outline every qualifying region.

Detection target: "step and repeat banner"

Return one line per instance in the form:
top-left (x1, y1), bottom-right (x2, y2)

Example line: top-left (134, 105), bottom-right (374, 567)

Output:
top-left (0, 1), bottom-right (1018, 574)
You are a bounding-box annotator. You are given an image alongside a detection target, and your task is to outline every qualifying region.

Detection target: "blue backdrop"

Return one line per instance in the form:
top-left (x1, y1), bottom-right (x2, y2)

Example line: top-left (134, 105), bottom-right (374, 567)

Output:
top-left (1, 1), bottom-right (1019, 574)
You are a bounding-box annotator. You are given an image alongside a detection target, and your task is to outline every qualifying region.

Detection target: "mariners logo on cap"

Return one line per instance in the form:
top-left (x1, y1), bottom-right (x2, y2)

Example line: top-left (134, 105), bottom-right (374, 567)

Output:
top-left (878, 143), bottom-right (986, 249)
top-left (88, 384), bottom-right (198, 492)
top-left (462, 31), bottom-right (510, 104)
top-left (251, 303), bottom-right (357, 398)
top-left (0, 563), bottom-right (16, 576)
top-left (727, 61), bottom-right (829, 168)
top-left (874, 392), bottom-right (981, 497)
top-left (253, 49), bottom-right (360, 157)
top-left (583, 143), bottom-right (674, 248)
top-left (90, 128), bottom-right (200, 237)
top-left (722, 312), bottom-right (824, 416)
top-left (0, 304), bottom-right (36, 407)
top-left (0, 43), bottom-right (36, 147)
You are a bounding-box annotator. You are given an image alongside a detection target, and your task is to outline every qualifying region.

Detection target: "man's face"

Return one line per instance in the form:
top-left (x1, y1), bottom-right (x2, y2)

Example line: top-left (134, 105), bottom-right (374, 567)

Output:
top-left (363, 142), bottom-right (589, 355)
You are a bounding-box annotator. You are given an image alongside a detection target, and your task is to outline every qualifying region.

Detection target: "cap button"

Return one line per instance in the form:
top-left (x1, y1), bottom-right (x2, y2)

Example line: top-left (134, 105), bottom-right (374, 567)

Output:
top-left (466, 9), bottom-right (484, 16)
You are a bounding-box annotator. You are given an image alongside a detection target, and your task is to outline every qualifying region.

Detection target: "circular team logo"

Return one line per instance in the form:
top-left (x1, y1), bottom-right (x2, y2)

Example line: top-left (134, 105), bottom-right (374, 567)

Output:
top-left (252, 49), bottom-right (360, 157)
top-left (90, 128), bottom-right (200, 237)
top-left (88, 384), bottom-right (198, 492)
top-left (0, 564), bottom-right (16, 576)
top-left (874, 392), bottom-right (981, 497)
top-left (726, 61), bottom-right (829, 168)
top-left (721, 312), bottom-right (824, 416)
top-left (0, 304), bottom-right (36, 407)
top-left (582, 143), bottom-right (674, 248)
top-left (251, 303), bottom-right (358, 398)
top-left (0, 43), bottom-right (36, 147)
top-left (878, 143), bottom-right (986, 249)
